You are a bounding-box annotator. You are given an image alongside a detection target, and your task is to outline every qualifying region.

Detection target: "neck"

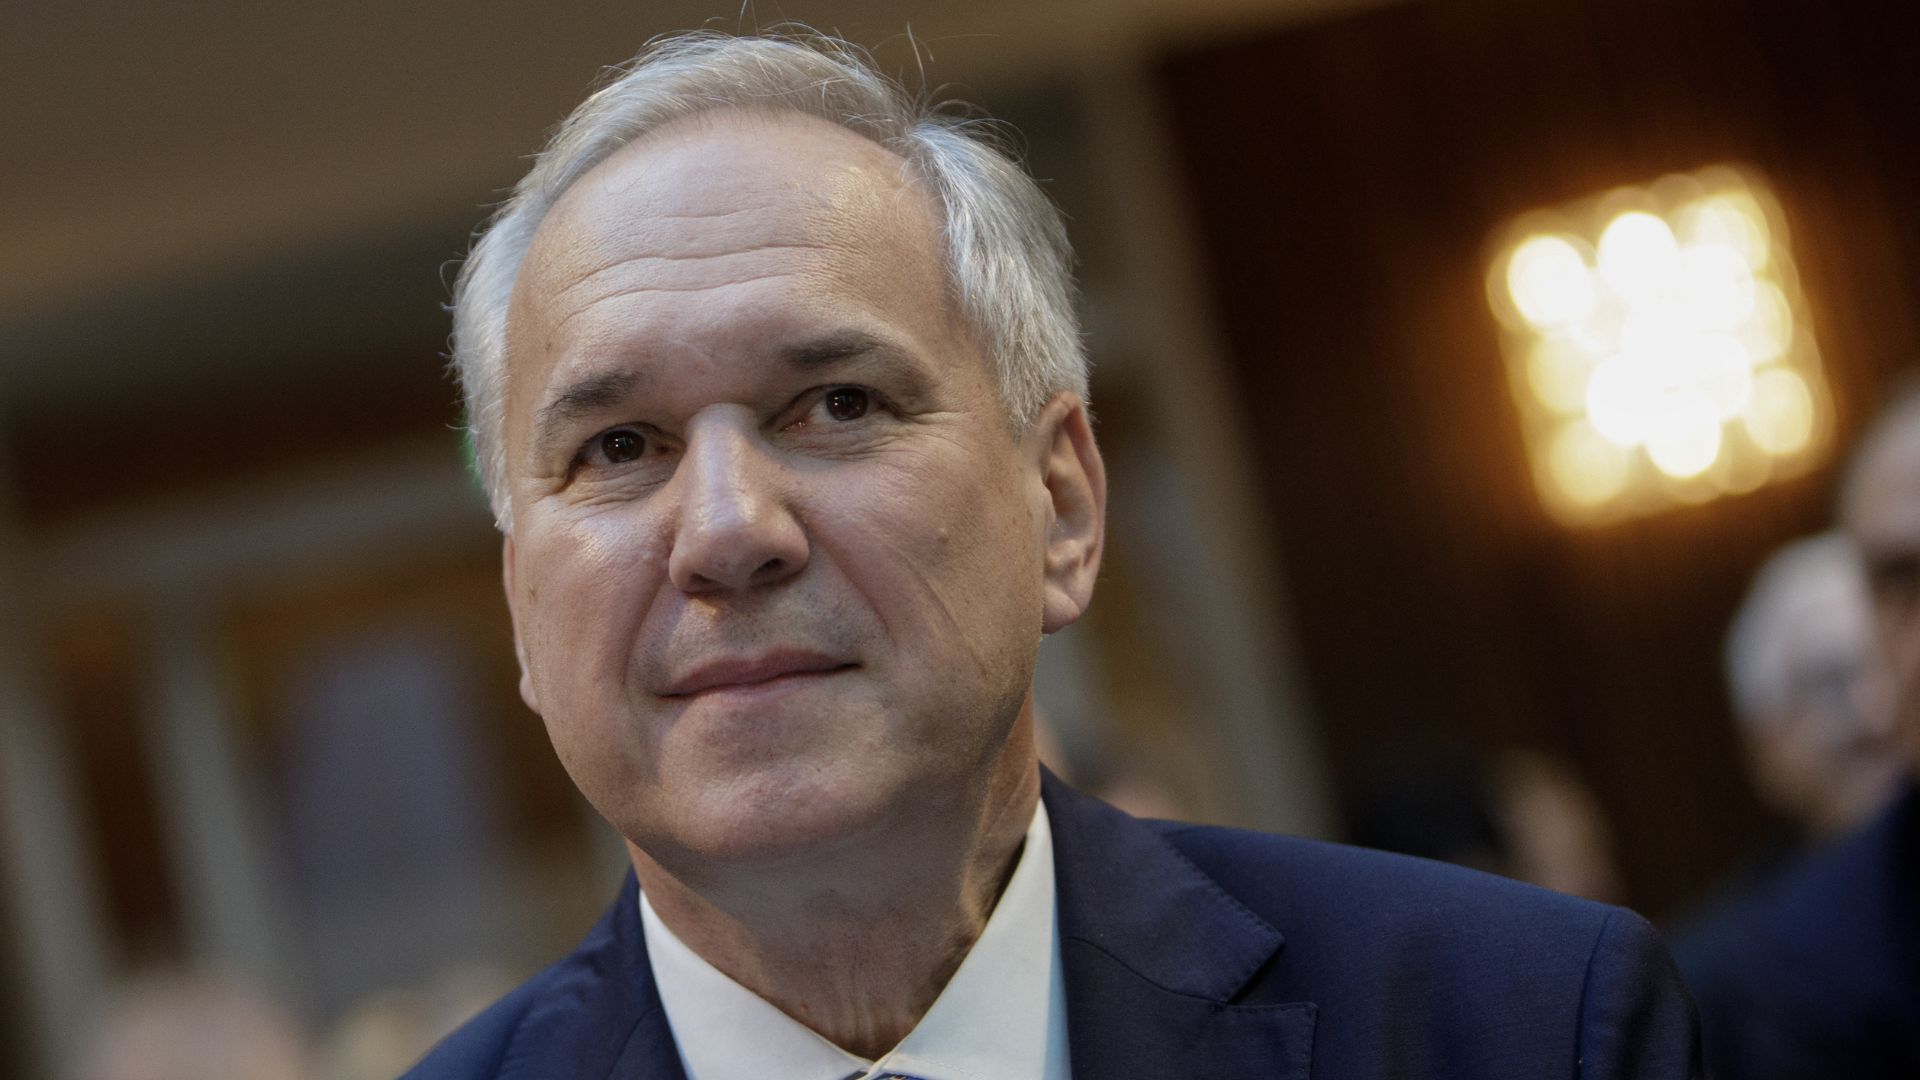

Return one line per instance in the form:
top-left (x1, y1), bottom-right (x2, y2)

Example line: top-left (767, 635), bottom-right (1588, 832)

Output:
top-left (633, 754), bottom-right (1041, 1059)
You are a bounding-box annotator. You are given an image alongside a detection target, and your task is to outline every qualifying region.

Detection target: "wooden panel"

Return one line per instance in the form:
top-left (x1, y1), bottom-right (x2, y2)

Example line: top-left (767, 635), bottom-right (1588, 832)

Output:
top-left (1159, 0), bottom-right (1920, 914)
top-left (42, 605), bottom-right (185, 964)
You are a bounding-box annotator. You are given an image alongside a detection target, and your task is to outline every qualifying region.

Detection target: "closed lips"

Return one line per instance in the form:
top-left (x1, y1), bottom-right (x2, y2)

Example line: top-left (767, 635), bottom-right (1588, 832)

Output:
top-left (663, 655), bottom-right (854, 697)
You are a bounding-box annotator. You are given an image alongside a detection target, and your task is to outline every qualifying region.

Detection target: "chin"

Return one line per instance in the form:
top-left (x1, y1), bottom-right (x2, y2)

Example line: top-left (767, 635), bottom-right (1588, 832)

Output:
top-left (648, 759), bottom-right (913, 869)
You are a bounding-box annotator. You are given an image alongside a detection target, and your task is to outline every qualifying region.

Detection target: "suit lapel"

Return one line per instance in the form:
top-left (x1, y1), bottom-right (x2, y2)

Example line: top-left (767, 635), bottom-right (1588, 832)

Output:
top-left (1043, 772), bottom-right (1316, 1079)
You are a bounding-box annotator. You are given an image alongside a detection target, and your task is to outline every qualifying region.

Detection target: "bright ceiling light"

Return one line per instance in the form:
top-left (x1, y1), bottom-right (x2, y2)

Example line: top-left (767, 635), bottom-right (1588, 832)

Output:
top-left (1489, 165), bottom-right (1830, 524)
top-left (1507, 234), bottom-right (1598, 330)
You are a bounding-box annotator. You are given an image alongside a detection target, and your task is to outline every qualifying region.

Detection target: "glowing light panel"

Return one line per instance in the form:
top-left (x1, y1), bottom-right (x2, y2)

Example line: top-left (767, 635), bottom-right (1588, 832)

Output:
top-left (1489, 166), bottom-right (1831, 524)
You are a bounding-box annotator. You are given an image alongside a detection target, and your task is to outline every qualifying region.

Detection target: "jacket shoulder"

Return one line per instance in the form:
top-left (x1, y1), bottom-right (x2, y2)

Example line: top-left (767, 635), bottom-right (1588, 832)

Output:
top-left (1146, 820), bottom-right (1699, 1077)
top-left (1151, 818), bottom-right (1619, 944)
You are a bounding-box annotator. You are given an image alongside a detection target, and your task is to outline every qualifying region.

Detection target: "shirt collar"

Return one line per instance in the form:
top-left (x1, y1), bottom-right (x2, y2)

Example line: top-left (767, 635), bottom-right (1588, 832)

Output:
top-left (641, 798), bottom-right (1070, 1080)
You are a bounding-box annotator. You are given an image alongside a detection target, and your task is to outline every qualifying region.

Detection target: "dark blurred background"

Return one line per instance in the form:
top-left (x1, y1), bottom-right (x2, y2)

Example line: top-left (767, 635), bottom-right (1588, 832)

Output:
top-left (3, 0), bottom-right (1916, 1075)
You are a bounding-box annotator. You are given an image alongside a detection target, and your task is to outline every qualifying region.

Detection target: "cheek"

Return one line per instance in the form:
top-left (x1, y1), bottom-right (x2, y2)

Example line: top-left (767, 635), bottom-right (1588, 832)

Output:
top-left (836, 450), bottom-right (1046, 655)
top-left (516, 511), bottom-right (672, 688)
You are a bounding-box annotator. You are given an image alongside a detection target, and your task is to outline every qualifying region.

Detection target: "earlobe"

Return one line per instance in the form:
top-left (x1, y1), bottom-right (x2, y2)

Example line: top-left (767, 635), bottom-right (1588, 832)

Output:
top-left (503, 535), bottom-right (542, 714)
top-left (1034, 394), bottom-right (1107, 634)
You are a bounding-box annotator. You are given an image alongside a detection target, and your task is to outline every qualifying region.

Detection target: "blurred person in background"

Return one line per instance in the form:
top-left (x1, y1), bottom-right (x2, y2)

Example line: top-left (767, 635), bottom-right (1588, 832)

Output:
top-left (1722, 531), bottom-right (1903, 842)
top-left (1498, 750), bottom-right (1625, 903)
top-left (1673, 529), bottom-right (1902, 1076)
top-left (66, 969), bottom-right (309, 1080)
top-left (405, 29), bottom-right (1697, 1078)
top-left (1354, 748), bottom-right (1625, 904)
top-left (1677, 390), bottom-right (1920, 1078)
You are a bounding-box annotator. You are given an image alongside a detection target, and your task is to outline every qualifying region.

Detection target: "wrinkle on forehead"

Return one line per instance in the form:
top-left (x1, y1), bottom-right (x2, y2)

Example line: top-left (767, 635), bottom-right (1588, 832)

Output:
top-left (542, 258), bottom-right (820, 343)
top-left (505, 110), bottom-right (948, 362)
top-left (535, 110), bottom-right (934, 280)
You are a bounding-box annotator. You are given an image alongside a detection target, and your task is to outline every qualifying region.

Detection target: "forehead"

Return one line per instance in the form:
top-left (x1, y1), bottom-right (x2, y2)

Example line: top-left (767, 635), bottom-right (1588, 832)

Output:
top-left (511, 110), bottom-right (946, 334)
top-left (1781, 583), bottom-right (1873, 657)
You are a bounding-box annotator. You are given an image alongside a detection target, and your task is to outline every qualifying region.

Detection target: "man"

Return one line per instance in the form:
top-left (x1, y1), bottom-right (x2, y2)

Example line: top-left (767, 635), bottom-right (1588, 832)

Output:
top-left (1675, 396), bottom-right (1920, 1079)
top-left (1721, 531), bottom-right (1902, 839)
top-left (1675, 530), bottom-right (1904, 1077)
top-left (409, 31), bottom-right (1698, 1078)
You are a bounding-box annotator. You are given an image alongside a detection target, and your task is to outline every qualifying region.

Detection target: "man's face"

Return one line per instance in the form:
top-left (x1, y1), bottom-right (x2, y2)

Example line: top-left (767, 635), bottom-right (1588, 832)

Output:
top-left (1750, 584), bottom-right (1898, 832)
top-left (1844, 410), bottom-right (1920, 772)
top-left (497, 112), bottom-right (1096, 872)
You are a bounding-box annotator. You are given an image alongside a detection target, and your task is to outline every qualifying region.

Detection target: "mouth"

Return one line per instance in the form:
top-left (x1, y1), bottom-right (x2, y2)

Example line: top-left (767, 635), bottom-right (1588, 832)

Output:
top-left (662, 653), bottom-right (857, 698)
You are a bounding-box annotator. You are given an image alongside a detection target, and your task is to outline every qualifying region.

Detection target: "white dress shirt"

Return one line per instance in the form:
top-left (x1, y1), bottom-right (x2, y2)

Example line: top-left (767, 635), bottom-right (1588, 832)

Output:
top-left (640, 799), bottom-right (1072, 1080)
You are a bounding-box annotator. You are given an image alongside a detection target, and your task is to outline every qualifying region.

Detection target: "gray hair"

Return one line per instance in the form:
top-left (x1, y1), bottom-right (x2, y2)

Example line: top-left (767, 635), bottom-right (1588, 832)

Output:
top-left (1725, 531), bottom-right (1870, 725)
top-left (450, 30), bottom-right (1088, 529)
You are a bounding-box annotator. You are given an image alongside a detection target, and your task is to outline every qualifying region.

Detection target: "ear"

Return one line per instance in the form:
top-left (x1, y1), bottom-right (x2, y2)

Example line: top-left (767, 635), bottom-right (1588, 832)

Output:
top-left (1030, 393), bottom-right (1107, 634)
top-left (502, 535), bottom-right (542, 714)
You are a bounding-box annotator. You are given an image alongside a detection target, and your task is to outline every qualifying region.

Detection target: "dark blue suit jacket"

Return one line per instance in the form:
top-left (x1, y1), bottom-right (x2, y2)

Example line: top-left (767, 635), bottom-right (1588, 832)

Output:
top-left (407, 773), bottom-right (1699, 1078)
top-left (1674, 784), bottom-right (1920, 1079)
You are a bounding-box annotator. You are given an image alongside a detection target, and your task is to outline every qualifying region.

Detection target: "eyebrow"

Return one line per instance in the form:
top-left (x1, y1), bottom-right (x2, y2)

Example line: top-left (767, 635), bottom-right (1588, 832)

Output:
top-left (781, 332), bottom-right (889, 367)
top-left (780, 333), bottom-right (932, 397)
top-left (532, 369), bottom-right (644, 463)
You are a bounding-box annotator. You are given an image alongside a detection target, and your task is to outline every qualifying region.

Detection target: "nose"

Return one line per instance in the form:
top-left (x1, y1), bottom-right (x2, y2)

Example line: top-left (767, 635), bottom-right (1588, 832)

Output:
top-left (666, 414), bottom-right (810, 595)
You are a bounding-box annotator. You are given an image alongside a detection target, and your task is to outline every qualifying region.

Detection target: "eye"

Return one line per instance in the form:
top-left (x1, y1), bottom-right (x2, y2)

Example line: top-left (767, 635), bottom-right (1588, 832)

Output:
top-left (586, 428), bottom-right (647, 466)
top-left (823, 386), bottom-right (869, 422)
top-left (779, 385), bottom-right (888, 439)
